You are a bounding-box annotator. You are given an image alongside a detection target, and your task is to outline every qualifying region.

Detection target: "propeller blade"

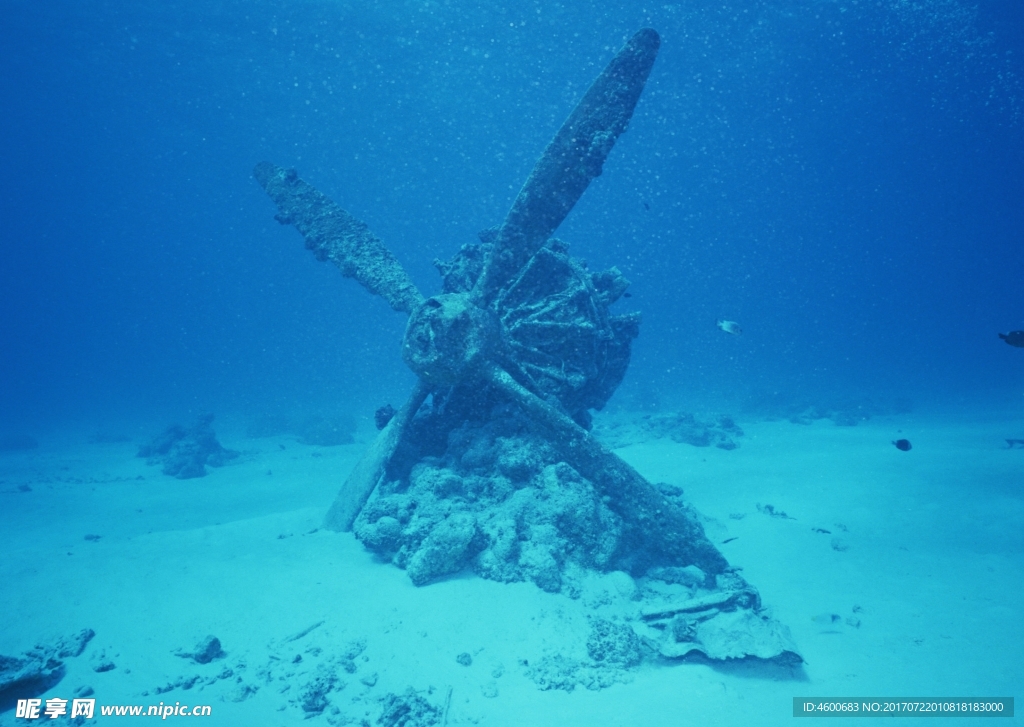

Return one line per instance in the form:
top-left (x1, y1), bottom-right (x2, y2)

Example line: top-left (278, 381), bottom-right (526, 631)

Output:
top-left (254, 162), bottom-right (424, 314)
top-left (323, 380), bottom-right (431, 532)
top-left (484, 363), bottom-right (728, 575)
top-left (478, 28), bottom-right (661, 298)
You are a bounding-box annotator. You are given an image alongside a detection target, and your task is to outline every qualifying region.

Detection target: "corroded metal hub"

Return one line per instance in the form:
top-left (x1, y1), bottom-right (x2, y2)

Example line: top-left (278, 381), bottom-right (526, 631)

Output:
top-left (401, 293), bottom-right (501, 387)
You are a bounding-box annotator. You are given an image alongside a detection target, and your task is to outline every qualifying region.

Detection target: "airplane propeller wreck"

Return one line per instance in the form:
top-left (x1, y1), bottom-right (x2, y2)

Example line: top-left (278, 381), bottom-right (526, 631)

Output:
top-left (254, 28), bottom-right (801, 667)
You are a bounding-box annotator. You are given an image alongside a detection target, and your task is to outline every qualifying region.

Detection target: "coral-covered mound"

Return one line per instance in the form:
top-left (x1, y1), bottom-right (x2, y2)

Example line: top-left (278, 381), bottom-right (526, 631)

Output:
top-left (138, 414), bottom-right (238, 479)
top-left (354, 402), bottom-right (699, 593)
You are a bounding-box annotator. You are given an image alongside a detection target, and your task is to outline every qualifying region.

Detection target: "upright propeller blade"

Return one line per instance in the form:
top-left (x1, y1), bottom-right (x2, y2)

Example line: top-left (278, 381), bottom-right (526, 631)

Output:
top-left (478, 28), bottom-right (661, 298)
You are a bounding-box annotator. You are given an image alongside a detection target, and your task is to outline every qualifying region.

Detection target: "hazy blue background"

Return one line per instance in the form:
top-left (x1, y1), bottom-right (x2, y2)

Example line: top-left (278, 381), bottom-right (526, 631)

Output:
top-left (2, 0), bottom-right (1022, 432)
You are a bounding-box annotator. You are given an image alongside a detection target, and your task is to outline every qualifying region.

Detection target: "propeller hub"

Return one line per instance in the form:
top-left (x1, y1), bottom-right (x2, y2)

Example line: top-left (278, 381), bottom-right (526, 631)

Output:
top-left (401, 294), bottom-right (501, 387)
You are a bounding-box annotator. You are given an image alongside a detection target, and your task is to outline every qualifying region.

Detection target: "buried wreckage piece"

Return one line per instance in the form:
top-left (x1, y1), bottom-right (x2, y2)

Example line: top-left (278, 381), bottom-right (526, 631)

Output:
top-left (254, 29), bottom-right (800, 665)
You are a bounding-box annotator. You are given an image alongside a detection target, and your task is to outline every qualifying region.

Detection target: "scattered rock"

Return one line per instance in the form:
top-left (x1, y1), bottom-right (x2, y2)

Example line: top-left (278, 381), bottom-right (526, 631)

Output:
top-left (91, 652), bottom-right (116, 673)
top-left (138, 414), bottom-right (238, 479)
top-left (525, 654), bottom-right (632, 692)
top-left (0, 645), bottom-right (66, 709)
top-left (223, 683), bottom-right (257, 702)
top-left (174, 635), bottom-right (225, 665)
top-left (154, 675), bottom-right (200, 693)
top-left (377, 688), bottom-right (440, 727)
top-left (757, 503), bottom-right (795, 520)
top-left (298, 664), bottom-right (339, 716)
top-left (56, 630), bottom-right (95, 659)
top-left (586, 620), bottom-right (641, 668)
top-left (456, 653), bottom-right (472, 667)
top-left (830, 538), bottom-right (850, 552)
top-left (339, 638), bottom-right (367, 674)
top-left (212, 667), bottom-right (234, 682)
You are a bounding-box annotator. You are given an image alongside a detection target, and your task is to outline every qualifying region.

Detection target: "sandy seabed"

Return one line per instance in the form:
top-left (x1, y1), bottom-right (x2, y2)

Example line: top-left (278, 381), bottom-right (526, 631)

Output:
top-left (2, 409), bottom-right (1021, 726)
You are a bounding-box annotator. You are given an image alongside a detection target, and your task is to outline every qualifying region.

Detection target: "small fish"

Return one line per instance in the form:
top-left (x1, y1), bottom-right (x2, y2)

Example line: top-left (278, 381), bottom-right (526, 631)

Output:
top-left (893, 439), bottom-right (912, 451)
top-left (642, 201), bottom-right (650, 211)
top-left (998, 330), bottom-right (1024, 347)
top-left (812, 613), bottom-right (842, 626)
top-left (717, 319), bottom-right (742, 335)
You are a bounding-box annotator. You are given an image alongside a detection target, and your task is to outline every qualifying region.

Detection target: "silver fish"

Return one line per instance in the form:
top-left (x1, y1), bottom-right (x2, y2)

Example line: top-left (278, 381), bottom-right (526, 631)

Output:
top-left (717, 319), bottom-right (742, 335)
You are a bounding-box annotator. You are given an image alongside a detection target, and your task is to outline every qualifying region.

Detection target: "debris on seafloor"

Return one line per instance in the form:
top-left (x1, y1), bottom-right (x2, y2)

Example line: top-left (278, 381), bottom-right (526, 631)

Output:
top-left (757, 503), bottom-right (796, 520)
top-left (173, 636), bottom-right (225, 665)
top-left (137, 413), bottom-right (238, 479)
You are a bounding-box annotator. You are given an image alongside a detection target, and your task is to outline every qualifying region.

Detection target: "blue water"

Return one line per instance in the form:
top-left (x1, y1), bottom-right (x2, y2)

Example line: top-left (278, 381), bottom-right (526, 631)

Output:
top-left (1, 0), bottom-right (1023, 722)
top-left (3, 0), bottom-right (1021, 429)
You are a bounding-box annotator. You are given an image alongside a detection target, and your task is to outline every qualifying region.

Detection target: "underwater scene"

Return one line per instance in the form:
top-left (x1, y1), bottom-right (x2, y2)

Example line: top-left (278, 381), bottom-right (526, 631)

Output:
top-left (1, 0), bottom-right (1022, 724)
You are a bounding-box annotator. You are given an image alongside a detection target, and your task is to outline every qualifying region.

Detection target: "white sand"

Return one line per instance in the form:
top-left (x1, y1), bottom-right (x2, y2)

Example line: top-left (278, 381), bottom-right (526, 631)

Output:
top-left (1, 410), bottom-right (1021, 726)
